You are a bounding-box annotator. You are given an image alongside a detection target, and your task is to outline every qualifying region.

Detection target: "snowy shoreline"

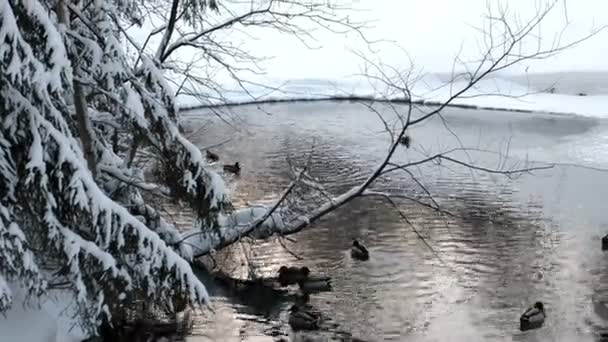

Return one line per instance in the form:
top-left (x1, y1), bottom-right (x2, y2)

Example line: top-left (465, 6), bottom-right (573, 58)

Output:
top-left (176, 75), bottom-right (608, 120)
top-left (179, 95), bottom-right (603, 120)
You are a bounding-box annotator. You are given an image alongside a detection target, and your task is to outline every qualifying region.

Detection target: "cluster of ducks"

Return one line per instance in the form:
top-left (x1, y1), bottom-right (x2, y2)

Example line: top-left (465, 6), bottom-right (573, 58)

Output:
top-left (277, 240), bottom-right (370, 332)
top-left (278, 239), bottom-right (547, 333)
top-left (207, 135), bottom-right (554, 335)
top-left (277, 266), bottom-right (331, 293)
top-left (205, 150), bottom-right (240, 174)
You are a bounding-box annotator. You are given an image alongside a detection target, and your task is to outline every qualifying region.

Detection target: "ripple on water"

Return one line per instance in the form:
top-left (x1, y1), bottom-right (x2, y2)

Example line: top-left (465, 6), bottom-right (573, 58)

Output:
top-left (175, 103), bottom-right (608, 341)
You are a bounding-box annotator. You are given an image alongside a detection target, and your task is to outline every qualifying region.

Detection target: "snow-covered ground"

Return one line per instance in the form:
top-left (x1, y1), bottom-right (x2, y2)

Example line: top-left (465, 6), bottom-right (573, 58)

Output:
top-left (415, 73), bottom-right (608, 118)
top-left (0, 285), bottom-right (87, 342)
top-left (178, 72), bottom-right (608, 120)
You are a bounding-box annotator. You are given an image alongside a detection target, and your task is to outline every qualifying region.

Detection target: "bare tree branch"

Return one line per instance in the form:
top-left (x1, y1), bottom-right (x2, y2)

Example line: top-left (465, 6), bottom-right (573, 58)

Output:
top-left (179, 0), bottom-right (602, 260)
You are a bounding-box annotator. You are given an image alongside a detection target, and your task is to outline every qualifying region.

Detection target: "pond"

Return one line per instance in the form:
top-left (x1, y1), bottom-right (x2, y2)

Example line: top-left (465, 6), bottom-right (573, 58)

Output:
top-left (177, 101), bottom-right (608, 342)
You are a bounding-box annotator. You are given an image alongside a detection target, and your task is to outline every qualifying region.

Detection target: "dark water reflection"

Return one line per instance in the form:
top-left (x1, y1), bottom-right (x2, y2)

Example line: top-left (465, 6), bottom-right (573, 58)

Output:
top-left (178, 102), bottom-right (608, 341)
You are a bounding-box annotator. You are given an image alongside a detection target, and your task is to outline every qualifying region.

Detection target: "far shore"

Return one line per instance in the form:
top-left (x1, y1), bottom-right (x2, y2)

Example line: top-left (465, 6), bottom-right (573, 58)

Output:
top-left (178, 95), bottom-right (594, 119)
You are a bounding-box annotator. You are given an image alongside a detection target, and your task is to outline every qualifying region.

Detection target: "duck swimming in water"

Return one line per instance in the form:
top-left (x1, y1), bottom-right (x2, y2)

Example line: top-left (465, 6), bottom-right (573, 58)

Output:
top-left (206, 150), bottom-right (219, 162)
top-left (288, 304), bottom-right (321, 331)
top-left (223, 162), bottom-right (240, 174)
top-left (351, 239), bottom-right (369, 261)
top-left (278, 266), bottom-right (310, 286)
top-left (298, 275), bottom-right (332, 293)
top-left (520, 301), bottom-right (545, 331)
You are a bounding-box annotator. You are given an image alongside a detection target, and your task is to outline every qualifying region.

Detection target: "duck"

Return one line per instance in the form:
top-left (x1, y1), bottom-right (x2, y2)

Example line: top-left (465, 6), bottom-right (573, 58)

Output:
top-left (602, 234), bottom-right (608, 251)
top-left (519, 301), bottom-right (546, 331)
top-left (278, 266), bottom-right (310, 287)
top-left (593, 298), bottom-right (608, 321)
top-left (206, 150), bottom-right (219, 162)
top-left (399, 135), bottom-right (411, 148)
top-left (223, 162), bottom-right (240, 174)
top-left (297, 275), bottom-right (332, 293)
top-left (351, 239), bottom-right (369, 261)
top-left (288, 304), bottom-right (321, 331)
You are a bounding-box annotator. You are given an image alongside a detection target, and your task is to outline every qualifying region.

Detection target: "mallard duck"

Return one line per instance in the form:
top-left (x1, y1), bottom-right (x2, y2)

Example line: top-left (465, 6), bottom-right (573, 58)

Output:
top-left (288, 304), bottom-right (320, 331)
top-left (602, 234), bottom-right (608, 251)
top-left (278, 266), bottom-right (310, 286)
top-left (223, 162), bottom-right (240, 174)
top-left (593, 299), bottom-right (608, 321)
top-left (399, 135), bottom-right (411, 148)
top-left (520, 301), bottom-right (545, 331)
top-left (351, 239), bottom-right (369, 261)
top-left (298, 275), bottom-right (332, 293)
top-left (206, 150), bottom-right (219, 162)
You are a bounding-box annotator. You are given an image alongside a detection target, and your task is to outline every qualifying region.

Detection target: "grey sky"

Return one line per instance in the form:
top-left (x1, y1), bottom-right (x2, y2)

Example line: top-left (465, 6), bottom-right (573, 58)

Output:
top-left (243, 0), bottom-right (608, 80)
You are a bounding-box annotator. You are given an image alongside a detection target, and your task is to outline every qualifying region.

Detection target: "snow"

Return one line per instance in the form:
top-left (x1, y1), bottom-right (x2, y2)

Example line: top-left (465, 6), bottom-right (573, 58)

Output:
top-left (0, 0), bottom-right (68, 91)
top-left (411, 75), bottom-right (608, 119)
top-left (181, 186), bottom-right (366, 257)
top-left (124, 85), bottom-right (149, 129)
top-left (177, 74), bottom-right (608, 120)
top-left (206, 170), bottom-right (229, 209)
top-left (5, 0), bottom-right (608, 339)
top-left (116, 0), bottom-right (608, 121)
top-left (4, 86), bottom-right (211, 327)
top-left (0, 284), bottom-right (88, 342)
top-left (116, 0), bottom-right (608, 120)
top-left (182, 206), bottom-right (285, 256)
top-left (124, 2), bottom-right (601, 116)
top-left (0, 275), bottom-right (10, 310)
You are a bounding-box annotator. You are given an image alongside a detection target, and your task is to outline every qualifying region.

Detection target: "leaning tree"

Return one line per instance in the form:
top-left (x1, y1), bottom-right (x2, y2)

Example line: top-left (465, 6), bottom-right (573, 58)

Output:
top-left (0, 0), bottom-right (370, 335)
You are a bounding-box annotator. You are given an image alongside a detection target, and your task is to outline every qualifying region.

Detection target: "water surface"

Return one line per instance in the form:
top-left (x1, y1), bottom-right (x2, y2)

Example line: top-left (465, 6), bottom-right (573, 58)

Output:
top-left (178, 102), bottom-right (608, 342)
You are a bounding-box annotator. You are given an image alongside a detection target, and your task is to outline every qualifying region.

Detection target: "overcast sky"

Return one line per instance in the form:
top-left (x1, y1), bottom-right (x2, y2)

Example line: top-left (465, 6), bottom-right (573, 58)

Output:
top-left (240, 0), bottom-right (608, 80)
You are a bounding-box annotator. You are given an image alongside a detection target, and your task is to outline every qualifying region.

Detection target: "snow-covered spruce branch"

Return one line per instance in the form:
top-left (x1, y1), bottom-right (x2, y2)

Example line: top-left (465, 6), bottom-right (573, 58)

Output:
top-left (0, 0), bottom-right (233, 334)
top-left (57, 0), bottom-right (99, 177)
top-left (99, 164), bottom-right (172, 199)
top-left (2, 86), bottom-right (210, 327)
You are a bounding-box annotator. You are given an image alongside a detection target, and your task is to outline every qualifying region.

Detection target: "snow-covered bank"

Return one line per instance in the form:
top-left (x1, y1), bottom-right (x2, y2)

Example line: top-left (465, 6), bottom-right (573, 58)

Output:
top-left (417, 75), bottom-right (608, 119)
top-left (177, 75), bottom-right (608, 119)
top-left (0, 285), bottom-right (87, 342)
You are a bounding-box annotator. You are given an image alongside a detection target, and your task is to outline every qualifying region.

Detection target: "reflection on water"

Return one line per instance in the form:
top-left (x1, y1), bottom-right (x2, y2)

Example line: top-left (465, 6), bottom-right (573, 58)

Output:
top-left (177, 102), bottom-right (608, 341)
